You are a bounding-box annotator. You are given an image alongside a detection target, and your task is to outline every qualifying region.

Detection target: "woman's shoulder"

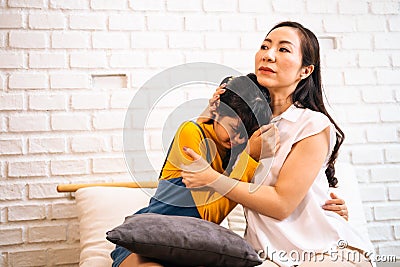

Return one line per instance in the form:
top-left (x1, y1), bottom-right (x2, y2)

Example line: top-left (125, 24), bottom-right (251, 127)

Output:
top-left (292, 108), bottom-right (333, 144)
top-left (301, 108), bottom-right (331, 124)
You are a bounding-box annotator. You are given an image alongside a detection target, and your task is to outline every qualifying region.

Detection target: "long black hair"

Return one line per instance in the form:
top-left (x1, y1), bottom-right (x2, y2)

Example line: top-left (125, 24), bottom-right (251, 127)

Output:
top-left (210, 75), bottom-right (271, 174)
top-left (260, 21), bottom-right (345, 187)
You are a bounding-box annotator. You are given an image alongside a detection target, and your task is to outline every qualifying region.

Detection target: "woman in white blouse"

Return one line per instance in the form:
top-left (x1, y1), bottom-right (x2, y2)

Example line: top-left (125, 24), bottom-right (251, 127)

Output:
top-left (182, 21), bottom-right (374, 267)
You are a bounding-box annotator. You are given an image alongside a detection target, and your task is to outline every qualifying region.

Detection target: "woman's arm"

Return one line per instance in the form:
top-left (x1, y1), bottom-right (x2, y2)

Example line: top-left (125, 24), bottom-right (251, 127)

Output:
top-left (182, 127), bottom-right (330, 221)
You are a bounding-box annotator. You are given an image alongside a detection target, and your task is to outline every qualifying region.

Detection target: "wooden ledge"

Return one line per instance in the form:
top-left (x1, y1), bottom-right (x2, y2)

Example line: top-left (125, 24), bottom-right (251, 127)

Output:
top-left (57, 181), bottom-right (158, 193)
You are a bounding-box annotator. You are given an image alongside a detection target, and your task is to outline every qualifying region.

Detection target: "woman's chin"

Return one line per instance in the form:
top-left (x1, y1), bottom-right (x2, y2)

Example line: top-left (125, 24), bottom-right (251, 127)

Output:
top-left (256, 73), bottom-right (273, 87)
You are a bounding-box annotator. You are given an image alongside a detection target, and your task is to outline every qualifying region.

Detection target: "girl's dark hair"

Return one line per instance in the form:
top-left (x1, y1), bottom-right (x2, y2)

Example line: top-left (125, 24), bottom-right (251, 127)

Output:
top-left (212, 76), bottom-right (271, 174)
top-left (263, 21), bottom-right (345, 187)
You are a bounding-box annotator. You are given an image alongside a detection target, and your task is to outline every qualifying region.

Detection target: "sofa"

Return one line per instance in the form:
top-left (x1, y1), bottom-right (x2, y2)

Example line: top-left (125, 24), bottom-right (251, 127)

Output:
top-left (67, 163), bottom-right (368, 267)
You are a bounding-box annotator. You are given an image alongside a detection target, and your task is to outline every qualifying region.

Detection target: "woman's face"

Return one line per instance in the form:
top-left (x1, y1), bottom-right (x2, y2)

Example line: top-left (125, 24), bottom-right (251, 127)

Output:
top-left (255, 26), bottom-right (304, 92)
top-left (213, 115), bottom-right (246, 149)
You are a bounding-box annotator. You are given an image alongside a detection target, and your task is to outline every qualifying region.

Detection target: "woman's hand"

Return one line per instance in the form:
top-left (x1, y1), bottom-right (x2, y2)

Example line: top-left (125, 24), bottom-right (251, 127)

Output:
top-left (322, 192), bottom-right (349, 221)
top-left (197, 84), bottom-right (226, 123)
top-left (209, 84), bottom-right (226, 115)
top-left (180, 147), bottom-right (220, 189)
top-left (247, 124), bottom-right (280, 161)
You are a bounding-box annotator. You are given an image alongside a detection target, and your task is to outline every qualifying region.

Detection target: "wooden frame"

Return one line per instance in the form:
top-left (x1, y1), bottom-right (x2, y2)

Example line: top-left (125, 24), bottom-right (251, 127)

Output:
top-left (56, 181), bottom-right (159, 193)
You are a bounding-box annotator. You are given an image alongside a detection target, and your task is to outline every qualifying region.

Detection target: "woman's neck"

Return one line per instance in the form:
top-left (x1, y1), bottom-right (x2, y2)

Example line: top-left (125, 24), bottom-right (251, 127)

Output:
top-left (269, 95), bottom-right (293, 117)
top-left (267, 85), bottom-right (296, 117)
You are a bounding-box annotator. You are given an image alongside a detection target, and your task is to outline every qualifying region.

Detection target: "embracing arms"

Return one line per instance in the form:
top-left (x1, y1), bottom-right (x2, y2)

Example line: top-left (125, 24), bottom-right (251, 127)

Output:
top-left (194, 85), bottom-right (348, 220)
top-left (181, 127), bottom-right (331, 221)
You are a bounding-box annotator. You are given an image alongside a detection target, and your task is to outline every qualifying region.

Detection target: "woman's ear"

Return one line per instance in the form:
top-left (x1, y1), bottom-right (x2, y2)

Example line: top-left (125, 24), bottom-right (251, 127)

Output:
top-left (300, 65), bottom-right (314, 79)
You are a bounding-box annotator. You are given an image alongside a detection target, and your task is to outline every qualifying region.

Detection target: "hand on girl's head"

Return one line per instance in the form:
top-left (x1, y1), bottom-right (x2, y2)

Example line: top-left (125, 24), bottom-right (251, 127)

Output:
top-left (209, 84), bottom-right (227, 115)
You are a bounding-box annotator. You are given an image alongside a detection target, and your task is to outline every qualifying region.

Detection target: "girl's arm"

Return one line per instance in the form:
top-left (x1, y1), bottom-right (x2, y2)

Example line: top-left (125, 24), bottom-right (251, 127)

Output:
top-left (181, 127), bottom-right (330, 221)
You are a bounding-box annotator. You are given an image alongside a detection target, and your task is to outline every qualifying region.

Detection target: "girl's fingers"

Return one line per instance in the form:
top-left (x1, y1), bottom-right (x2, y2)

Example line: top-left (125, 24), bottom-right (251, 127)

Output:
top-left (325, 198), bottom-right (345, 205)
top-left (322, 204), bottom-right (343, 211)
top-left (259, 123), bottom-right (274, 134)
top-left (325, 198), bottom-right (344, 205)
top-left (330, 192), bottom-right (339, 199)
top-left (274, 142), bottom-right (280, 153)
top-left (250, 128), bottom-right (262, 138)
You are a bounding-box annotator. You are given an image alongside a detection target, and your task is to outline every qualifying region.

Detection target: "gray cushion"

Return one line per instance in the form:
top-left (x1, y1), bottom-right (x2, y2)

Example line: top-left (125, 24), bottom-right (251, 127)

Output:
top-left (106, 213), bottom-right (262, 267)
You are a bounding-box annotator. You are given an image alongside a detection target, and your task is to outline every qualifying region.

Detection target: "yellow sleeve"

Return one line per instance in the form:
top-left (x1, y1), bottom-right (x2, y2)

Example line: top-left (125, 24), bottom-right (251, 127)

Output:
top-left (198, 193), bottom-right (238, 224)
top-left (160, 122), bottom-right (207, 179)
top-left (175, 121), bottom-right (207, 162)
top-left (229, 151), bottom-right (260, 182)
top-left (197, 151), bottom-right (260, 224)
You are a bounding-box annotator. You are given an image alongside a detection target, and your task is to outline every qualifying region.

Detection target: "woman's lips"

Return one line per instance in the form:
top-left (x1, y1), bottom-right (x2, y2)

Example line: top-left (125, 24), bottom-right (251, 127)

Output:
top-left (258, 66), bottom-right (276, 74)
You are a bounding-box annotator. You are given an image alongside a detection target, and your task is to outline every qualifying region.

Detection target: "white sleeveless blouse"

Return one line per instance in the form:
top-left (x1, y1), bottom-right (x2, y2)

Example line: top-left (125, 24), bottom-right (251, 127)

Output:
top-left (244, 105), bottom-right (375, 266)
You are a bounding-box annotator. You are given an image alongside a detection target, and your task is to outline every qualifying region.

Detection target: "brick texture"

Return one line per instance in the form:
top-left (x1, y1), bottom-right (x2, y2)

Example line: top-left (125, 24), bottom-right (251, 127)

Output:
top-left (0, 1), bottom-right (399, 266)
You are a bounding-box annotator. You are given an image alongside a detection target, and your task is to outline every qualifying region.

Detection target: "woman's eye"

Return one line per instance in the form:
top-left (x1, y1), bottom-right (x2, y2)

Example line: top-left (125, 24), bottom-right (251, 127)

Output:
top-left (260, 45), bottom-right (268, 50)
top-left (279, 47), bottom-right (290, 53)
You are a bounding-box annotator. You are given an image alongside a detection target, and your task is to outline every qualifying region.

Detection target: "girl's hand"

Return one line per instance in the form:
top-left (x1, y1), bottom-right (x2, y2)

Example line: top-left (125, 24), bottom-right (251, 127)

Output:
top-left (322, 192), bottom-right (349, 221)
top-left (180, 147), bottom-right (220, 189)
top-left (247, 124), bottom-right (280, 161)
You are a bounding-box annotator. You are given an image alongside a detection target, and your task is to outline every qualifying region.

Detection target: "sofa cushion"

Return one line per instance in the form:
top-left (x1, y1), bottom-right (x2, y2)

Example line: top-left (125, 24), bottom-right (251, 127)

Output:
top-left (331, 163), bottom-right (369, 237)
top-left (75, 186), bottom-right (243, 267)
top-left (106, 213), bottom-right (262, 267)
top-left (74, 163), bottom-right (368, 267)
top-left (76, 186), bottom-right (155, 267)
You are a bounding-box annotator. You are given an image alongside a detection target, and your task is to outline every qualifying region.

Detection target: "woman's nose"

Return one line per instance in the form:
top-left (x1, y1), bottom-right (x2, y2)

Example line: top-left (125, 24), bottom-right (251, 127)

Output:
top-left (262, 49), bottom-right (275, 62)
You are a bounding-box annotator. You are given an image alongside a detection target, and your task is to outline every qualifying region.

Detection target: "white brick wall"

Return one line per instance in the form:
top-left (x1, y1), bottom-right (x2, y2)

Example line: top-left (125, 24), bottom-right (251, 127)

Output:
top-left (368, 225), bottom-right (393, 241)
top-left (0, 95), bottom-right (24, 113)
top-left (51, 31), bottom-right (90, 49)
top-left (28, 183), bottom-right (64, 199)
top-left (8, 205), bottom-right (46, 221)
top-left (29, 13), bottom-right (66, 29)
top-left (50, 159), bottom-right (89, 176)
top-left (9, 73), bottom-right (48, 89)
top-left (0, 13), bottom-right (23, 28)
top-left (0, 1), bottom-right (399, 265)
top-left (0, 53), bottom-right (25, 68)
top-left (8, 161), bottom-right (48, 177)
top-left (70, 135), bottom-right (107, 153)
top-left (0, 184), bottom-right (25, 200)
top-left (0, 228), bottom-right (23, 246)
top-left (9, 31), bottom-right (48, 48)
top-left (28, 137), bottom-right (66, 154)
top-left (70, 14), bottom-right (107, 30)
top-left (109, 14), bottom-right (145, 30)
top-left (29, 53), bottom-right (67, 69)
